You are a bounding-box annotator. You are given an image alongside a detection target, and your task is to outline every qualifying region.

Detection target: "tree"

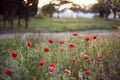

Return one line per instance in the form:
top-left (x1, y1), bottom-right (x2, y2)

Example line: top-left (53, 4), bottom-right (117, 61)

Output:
top-left (70, 4), bottom-right (81, 17)
top-left (1, 0), bottom-right (20, 29)
top-left (41, 3), bottom-right (57, 17)
top-left (40, 0), bottom-right (72, 17)
top-left (111, 0), bottom-right (120, 18)
top-left (91, 0), bottom-right (112, 18)
top-left (17, 0), bottom-right (38, 28)
top-left (0, 0), bottom-right (38, 29)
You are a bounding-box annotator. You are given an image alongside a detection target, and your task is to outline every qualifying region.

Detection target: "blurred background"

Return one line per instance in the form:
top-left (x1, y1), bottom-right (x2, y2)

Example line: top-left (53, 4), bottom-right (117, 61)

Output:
top-left (0, 0), bottom-right (120, 33)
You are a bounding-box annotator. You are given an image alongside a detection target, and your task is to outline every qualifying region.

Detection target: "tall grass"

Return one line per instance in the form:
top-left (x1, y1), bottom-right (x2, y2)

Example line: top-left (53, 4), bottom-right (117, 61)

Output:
top-left (0, 34), bottom-right (120, 80)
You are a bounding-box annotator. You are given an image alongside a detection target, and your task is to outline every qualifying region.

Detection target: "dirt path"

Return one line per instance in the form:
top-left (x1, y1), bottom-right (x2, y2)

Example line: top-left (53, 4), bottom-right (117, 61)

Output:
top-left (0, 30), bottom-right (118, 39)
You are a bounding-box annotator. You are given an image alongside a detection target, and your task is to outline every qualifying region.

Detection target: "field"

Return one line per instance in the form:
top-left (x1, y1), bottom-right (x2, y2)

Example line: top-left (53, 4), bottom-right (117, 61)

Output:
top-left (0, 17), bottom-right (120, 32)
top-left (0, 33), bottom-right (120, 80)
top-left (0, 17), bottom-right (120, 80)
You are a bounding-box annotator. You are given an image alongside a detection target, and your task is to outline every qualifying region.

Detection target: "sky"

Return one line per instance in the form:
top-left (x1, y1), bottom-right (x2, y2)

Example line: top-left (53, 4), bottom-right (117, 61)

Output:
top-left (38, 0), bottom-right (98, 8)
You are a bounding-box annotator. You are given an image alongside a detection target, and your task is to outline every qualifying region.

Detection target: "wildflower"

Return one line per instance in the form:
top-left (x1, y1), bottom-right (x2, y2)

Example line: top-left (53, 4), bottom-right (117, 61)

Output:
top-left (39, 61), bottom-right (44, 66)
top-left (83, 54), bottom-right (89, 60)
top-left (85, 37), bottom-right (90, 41)
top-left (48, 66), bottom-right (54, 74)
top-left (48, 39), bottom-right (54, 43)
top-left (73, 33), bottom-right (79, 36)
top-left (98, 54), bottom-right (103, 59)
top-left (4, 70), bottom-right (12, 76)
top-left (93, 35), bottom-right (97, 39)
top-left (94, 60), bottom-right (99, 65)
top-left (43, 47), bottom-right (50, 52)
top-left (69, 43), bottom-right (75, 49)
top-left (59, 40), bottom-right (64, 45)
top-left (26, 41), bottom-right (32, 47)
top-left (101, 73), bottom-right (110, 80)
top-left (10, 51), bottom-right (18, 58)
top-left (109, 64), bottom-right (114, 67)
top-left (49, 63), bottom-right (56, 67)
top-left (64, 69), bottom-right (71, 74)
top-left (84, 70), bottom-right (91, 75)
top-left (71, 57), bottom-right (76, 63)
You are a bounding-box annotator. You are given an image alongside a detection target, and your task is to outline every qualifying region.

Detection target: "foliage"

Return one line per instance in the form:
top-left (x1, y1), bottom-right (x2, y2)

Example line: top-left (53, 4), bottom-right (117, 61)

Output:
top-left (40, 0), bottom-right (82, 18)
top-left (0, 0), bottom-right (38, 28)
top-left (41, 3), bottom-right (57, 17)
top-left (91, 0), bottom-right (112, 18)
top-left (111, 0), bottom-right (120, 7)
top-left (0, 34), bottom-right (120, 80)
top-left (104, 0), bottom-right (120, 19)
top-left (111, 0), bottom-right (120, 16)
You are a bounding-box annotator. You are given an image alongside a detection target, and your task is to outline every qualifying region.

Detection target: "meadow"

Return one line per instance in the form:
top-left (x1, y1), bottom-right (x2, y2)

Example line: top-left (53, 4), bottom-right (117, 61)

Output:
top-left (0, 17), bottom-right (120, 32)
top-left (0, 33), bottom-right (120, 80)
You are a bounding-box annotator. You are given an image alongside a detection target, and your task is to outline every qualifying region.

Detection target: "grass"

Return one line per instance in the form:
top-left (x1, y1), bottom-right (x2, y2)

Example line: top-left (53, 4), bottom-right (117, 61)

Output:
top-left (0, 17), bottom-right (120, 32)
top-left (0, 34), bottom-right (120, 80)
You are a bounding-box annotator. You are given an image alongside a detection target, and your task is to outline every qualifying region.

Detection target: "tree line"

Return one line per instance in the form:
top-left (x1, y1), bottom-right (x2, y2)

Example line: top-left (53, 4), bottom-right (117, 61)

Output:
top-left (40, 0), bottom-right (120, 19)
top-left (92, 0), bottom-right (120, 18)
top-left (0, 0), bottom-right (38, 29)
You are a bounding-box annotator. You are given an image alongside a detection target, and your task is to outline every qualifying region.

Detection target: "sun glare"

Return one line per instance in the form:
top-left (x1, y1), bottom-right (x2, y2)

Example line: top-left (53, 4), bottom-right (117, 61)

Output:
top-left (38, 0), bottom-right (51, 8)
top-left (73, 0), bottom-right (97, 5)
top-left (38, 0), bottom-right (97, 8)
top-left (24, 0), bottom-right (28, 3)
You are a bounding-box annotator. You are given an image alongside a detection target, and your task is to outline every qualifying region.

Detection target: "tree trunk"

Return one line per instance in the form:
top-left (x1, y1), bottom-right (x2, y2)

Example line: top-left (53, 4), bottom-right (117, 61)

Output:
top-left (18, 15), bottom-right (21, 27)
top-left (113, 12), bottom-right (116, 19)
top-left (76, 12), bottom-right (79, 18)
top-left (10, 18), bottom-right (14, 29)
top-left (119, 15), bottom-right (120, 18)
top-left (25, 0), bottom-right (29, 29)
top-left (57, 11), bottom-right (60, 18)
top-left (25, 17), bottom-right (28, 29)
top-left (99, 11), bottom-right (104, 18)
top-left (3, 15), bottom-right (6, 29)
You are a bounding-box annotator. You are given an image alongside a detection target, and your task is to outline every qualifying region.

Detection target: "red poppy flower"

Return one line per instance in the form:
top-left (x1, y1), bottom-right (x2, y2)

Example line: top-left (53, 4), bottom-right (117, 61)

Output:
top-left (44, 47), bottom-right (50, 52)
top-left (109, 64), bottom-right (114, 67)
top-left (94, 60), bottom-right (99, 65)
top-left (73, 33), bottom-right (78, 36)
top-left (49, 63), bottom-right (56, 67)
top-left (48, 66), bottom-right (54, 74)
top-left (59, 40), bottom-right (64, 45)
top-left (71, 57), bottom-right (76, 62)
top-left (39, 61), bottom-right (44, 66)
top-left (10, 51), bottom-right (18, 58)
top-left (83, 54), bottom-right (89, 60)
top-left (64, 69), bottom-right (71, 74)
top-left (101, 73), bottom-right (110, 80)
top-left (85, 37), bottom-right (90, 41)
top-left (69, 43), bottom-right (75, 49)
top-left (93, 35), bottom-right (97, 39)
top-left (98, 54), bottom-right (103, 59)
top-left (84, 70), bottom-right (91, 75)
top-left (4, 70), bottom-right (12, 75)
top-left (48, 39), bottom-right (54, 43)
top-left (26, 41), bottom-right (32, 47)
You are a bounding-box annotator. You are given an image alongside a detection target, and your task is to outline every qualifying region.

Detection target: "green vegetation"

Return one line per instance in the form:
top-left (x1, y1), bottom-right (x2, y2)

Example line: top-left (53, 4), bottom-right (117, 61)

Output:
top-left (0, 34), bottom-right (120, 80)
top-left (0, 18), bottom-right (120, 32)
